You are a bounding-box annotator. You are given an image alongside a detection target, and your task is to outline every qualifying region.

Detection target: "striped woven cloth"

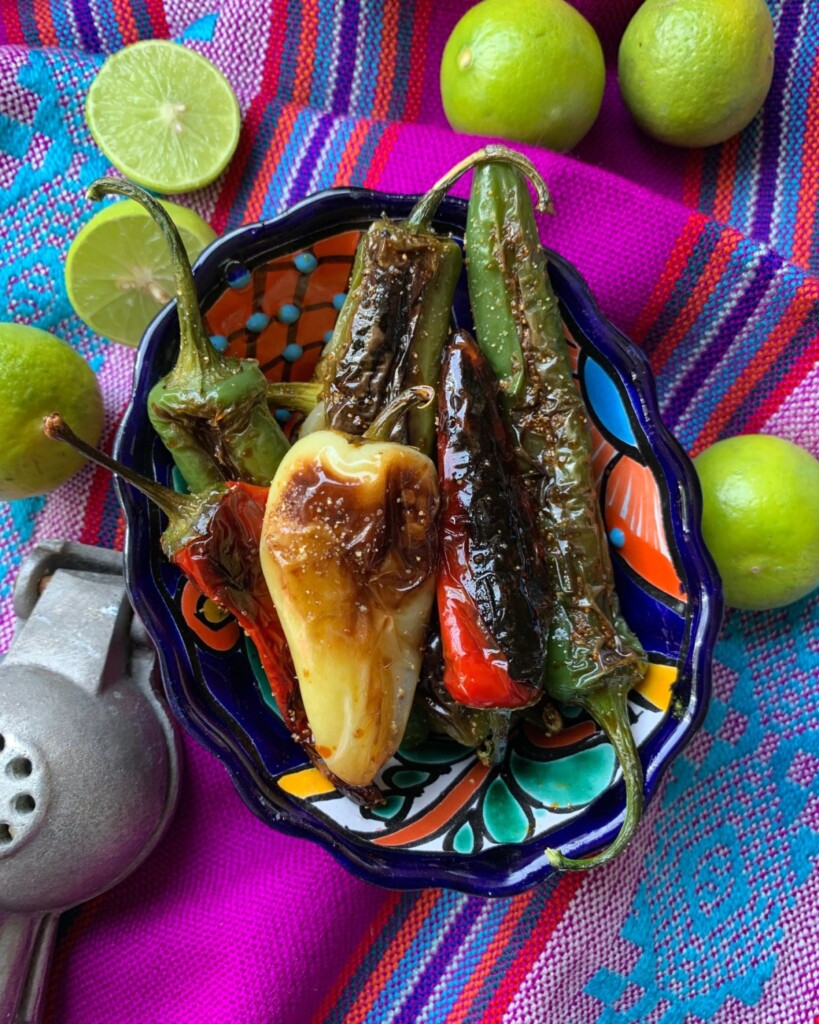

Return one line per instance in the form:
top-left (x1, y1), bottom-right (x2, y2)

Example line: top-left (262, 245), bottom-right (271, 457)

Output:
top-left (1, 2), bottom-right (817, 1022)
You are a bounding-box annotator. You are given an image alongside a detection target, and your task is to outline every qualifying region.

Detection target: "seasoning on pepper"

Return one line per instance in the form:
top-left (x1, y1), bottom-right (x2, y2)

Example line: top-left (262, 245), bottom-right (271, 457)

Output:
top-left (437, 329), bottom-right (551, 710)
top-left (86, 178), bottom-right (289, 492)
top-left (466, 162), bottom-right (648, 871)
top-left (300, 146), bottom-right (553, 457)
top-left (259, 387), bottom-right (440, 789)
top-left (42, 413), bottom-right (382, 806)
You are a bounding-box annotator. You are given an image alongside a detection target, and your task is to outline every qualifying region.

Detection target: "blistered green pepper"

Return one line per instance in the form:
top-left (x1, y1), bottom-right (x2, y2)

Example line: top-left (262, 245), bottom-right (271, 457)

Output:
top-left (87, 178), bottom-right (289, 492)
top-left (300, 146), bottom-right (549, 457)
top-left (466, 162), bottom-right (648, 871)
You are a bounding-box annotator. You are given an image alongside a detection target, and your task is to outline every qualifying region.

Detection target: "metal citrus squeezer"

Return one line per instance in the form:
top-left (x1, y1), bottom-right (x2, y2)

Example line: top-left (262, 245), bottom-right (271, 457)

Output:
top-left (0, 540), bottom-right (181, 1023)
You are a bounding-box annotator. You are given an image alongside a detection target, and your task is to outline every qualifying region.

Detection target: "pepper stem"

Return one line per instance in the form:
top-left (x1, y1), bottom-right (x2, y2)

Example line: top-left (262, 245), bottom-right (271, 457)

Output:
top-left (43, 414), bottom-right (200, 527)
top-left (267, 381), bottom-right (321, 414)
top-left (406, 145), bottom-right (554, 232)
top-left (86, 177), bottom-right (219, 376)
top-left (545, 688), bottom-right (644, 871)
top-left (363, 386), bottom-right (435, 443)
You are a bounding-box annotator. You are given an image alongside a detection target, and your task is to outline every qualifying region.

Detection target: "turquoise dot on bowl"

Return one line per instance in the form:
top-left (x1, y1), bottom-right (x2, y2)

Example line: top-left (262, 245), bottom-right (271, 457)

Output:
top-left (246, 312), bottom-right (270, 333)
top-left (277, 303), bottom-right (301, 324)
top-left (332, 292), bottom-right (347, 311)
top-left (209, 334), bottom-right (229, 352)
top-left (323, 329), bottom-right (335, 344)
top-left (282, 342), bottom-right (303, 362)
top-left (294, 252), bottom-right (317, 273)
top-left (274, 409), bottom-right (291, 424)
top-left (226, 263), bottom-right (251, 289)
top-left (609, 527), bottom-right (626, 549)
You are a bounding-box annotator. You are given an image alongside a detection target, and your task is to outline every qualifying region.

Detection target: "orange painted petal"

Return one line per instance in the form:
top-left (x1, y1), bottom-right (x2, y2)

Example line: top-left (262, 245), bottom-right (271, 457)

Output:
top-left (605, 456), bottom-right (686, 602)
top-left (373, 761), bottom-right (489, 847)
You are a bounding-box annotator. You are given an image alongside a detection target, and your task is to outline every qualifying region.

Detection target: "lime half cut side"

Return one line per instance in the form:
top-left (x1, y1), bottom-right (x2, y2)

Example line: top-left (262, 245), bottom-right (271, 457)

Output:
top-left (85, 40), bottom-right (241, 193)
top-left (65, 198), bottom-right (216, 347)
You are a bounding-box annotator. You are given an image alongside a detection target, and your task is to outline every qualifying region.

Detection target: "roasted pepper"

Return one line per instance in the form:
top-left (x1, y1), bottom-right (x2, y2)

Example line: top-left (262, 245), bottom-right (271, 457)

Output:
top-left (86, 178), bottom-right (289, 492)
top-left (303, 146), bottom-right (552, 457)
top-left (437, 329), bottom-right (551, 710)
top-left (466, 162), bottom-right (648, 871)
top-left (409, 626), bottom-right (514, 764)
top-left (259, 388), bottom-right (440, 789)
top-left (43, 414), bottom-right (381, 805)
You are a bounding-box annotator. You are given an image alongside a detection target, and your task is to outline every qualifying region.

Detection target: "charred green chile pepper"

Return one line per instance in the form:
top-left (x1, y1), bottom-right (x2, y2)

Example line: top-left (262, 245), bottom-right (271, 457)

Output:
top-left (87, 178), bottom-right (289, 492)
top-left (466, 163), bottom-right (648, 871)
top-left (312, 146), bottom-right (552, 457)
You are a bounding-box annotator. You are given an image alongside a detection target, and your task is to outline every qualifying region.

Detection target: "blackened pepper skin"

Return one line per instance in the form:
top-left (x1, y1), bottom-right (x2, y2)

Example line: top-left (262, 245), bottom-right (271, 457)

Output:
top-left (437, 330), bottom-right (550, 709)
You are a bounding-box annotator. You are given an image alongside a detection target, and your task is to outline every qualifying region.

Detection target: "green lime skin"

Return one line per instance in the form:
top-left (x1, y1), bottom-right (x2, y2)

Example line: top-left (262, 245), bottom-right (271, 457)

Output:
top-left (0, 324), bottom-right (104, 501)
top-left (695, 434), bottom-right (819, 610)
top-left (440, 0), bottom-right (605, 152)
top-left (618, 0), bottom-right (774, 148)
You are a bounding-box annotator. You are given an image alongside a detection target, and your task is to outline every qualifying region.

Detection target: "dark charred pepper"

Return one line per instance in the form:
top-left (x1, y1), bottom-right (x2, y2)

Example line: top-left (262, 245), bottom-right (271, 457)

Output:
top-left (43, 414), bottom-right (381, 806)
top-left (436, 329), bottom-right (551, 710)
top-left (466, 162), bottom-right (648, 871)
top-left (86, 178), bottom-right (289, 492)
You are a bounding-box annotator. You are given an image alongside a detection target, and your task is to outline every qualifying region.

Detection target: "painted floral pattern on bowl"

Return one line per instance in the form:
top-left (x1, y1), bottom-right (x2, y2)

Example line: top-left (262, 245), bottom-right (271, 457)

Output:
top-left (117, 189), bottom-right (722, 896)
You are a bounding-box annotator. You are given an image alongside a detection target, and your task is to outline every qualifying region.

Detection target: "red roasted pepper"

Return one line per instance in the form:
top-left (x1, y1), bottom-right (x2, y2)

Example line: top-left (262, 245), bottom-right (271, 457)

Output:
top-left (436, 331), bottom-right (551, 710)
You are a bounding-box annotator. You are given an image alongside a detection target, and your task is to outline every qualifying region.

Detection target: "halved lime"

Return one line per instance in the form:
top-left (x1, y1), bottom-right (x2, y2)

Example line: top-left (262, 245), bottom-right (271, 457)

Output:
top-left (85, 40), bottom-right (241, 193)
top-left (65, 198), bottom-right (216, 347)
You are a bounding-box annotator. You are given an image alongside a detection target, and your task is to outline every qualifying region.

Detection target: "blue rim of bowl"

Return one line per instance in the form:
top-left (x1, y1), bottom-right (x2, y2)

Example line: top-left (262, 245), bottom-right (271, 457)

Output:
top-left (115, 187), bottom-right (723, 897)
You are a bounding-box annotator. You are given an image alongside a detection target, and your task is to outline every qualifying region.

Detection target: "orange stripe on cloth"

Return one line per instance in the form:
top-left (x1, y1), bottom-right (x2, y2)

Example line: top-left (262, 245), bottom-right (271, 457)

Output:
top-left (630, 215), bottom-right (707, 343)
top-left (480, 873), bottom-right (585, 1022)
top-left (713, 133), bottom-right (741, 224)
top-left (110, 0), bottom-right (138, 44)
top-left (243, 103), bottom-right (300, 225)
top-left (291, 0), bottom-right (318, 107)
top-left (363, 121), bottom-right (402, 189)
top-left (373, 761), bottom-right (490, 847)
top-left (443, 890), bottom-right (539, 1024)
top-left (691, 278), bottom-right (819, 455)
top-left (791, 61), bottom-right (819, 270)
top-left (371, 0), bottom-right (399, 120)
top-left (648, 228), bottom-right (742, 373)
top-left (339, 889), bottom-right (445, 1024)
top-left (309, 891), bottom-right (403, 1024)
top-left (32, 2), bottom-right (58, 47)
top-left (333, 119), bottom-right (370, 185)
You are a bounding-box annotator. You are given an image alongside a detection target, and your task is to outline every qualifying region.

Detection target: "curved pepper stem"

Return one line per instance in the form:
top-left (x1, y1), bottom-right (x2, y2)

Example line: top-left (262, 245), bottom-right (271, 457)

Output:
top-left (545, 688), bottom-right (644, 871)
top-left (86, 177), bottom-right (219, 377)
top-left (406, 145), bottom-right (554, 232)
top-left (42, 413), bottom-right (213, 556)
top-left (363, 385), bottom-right (435, 443)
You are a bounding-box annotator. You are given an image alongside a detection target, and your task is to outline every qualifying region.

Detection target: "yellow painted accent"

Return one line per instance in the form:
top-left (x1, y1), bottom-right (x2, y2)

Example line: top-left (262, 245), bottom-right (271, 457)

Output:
top-left (277, 767), bottom-right (336, 799)
top-left (202, 598), bottom-right (230, 624)
top-left (636, 662), bottom-right (676, 712)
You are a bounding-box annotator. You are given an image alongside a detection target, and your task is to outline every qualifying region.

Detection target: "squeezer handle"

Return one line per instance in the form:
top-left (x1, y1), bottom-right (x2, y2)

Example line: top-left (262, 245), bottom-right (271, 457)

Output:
top-left (0, 912), bottom-right (58, 1024)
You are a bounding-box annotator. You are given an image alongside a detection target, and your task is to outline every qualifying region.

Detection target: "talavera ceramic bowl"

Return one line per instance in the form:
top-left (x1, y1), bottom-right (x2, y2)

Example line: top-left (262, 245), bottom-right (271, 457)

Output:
top-left (116, 188), bottom-right (723, 897)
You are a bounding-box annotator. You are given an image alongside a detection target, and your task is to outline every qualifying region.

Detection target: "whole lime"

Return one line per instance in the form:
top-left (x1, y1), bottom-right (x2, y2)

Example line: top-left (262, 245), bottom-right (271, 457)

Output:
top-left (694, 435), bottom-right (819, 610)
top-left (618, 0), bottom-right (774, 148)
top-left (0, 324), bottom-right (104, 501)
top-left (440, 0), bottom-right (605, 152)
